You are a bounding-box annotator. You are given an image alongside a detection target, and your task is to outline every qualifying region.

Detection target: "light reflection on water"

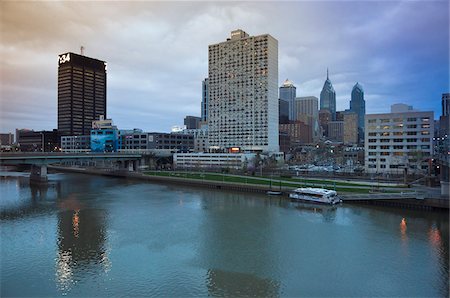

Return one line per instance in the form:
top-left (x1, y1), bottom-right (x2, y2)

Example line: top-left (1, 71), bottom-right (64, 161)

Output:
top-left (0, 171), bottom-right (448, 297)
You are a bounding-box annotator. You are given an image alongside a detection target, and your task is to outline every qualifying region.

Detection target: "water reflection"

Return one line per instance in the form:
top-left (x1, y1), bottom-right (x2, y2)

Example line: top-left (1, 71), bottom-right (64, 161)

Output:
top-left (400, 217), bottom-right (407, 242)
top-left (199, 191), bottom-right (281, 296)
top-left (291, 201), bottom-right (337, 222)
top-left (56, 198), bottom-right (110, 292)
top-left (206, 269), bottom-right (280, 297)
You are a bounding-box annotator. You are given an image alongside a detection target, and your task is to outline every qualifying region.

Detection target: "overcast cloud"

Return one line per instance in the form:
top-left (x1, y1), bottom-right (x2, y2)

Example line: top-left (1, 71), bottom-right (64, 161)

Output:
top-left (1, 1), bottom-right (448, 133)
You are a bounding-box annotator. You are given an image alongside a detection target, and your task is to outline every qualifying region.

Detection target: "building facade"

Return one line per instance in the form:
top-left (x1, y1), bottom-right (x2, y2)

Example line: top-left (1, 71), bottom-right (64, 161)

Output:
top-left (61, 135), bottom-right (91, 152)
top-left (0, 133), bottom-right (14, 146)
top-left (16, 129), bottom-right (59, 152)
top-left (343, 112), bottom-right (358, 144)
top-left (365, 105), bottom-right (434, 174)
top-left (208, 29), bottom-right (279, 152)
top-left (279, 121), bottom-right (312, 145)
top-left (320, 70), bottom-right (336, 120)
top-left (279, 99), bottom-right (289, 124)
top-left (174, 152), bottom-right (255, 170)
top-left (350, 82), bottom-right (365, 142)
top-left (327, 121), bottom-right (344, 142)
top-left (184, 116), bottom-right (201, 130)
top-left (439, 93), bottom-right (449, 139)
top-left (295, 96), bottom-right (319, 141)
top-left (123, 132), bottom-right (194, 152)
top-left (201, 78), bottom-right (209, 122)
top-left (58, 52), bottom-right (107, 136)
top-left (319, 109), bottom-right (331, 137)
top-left (279, 79), bottom-right (296, 121)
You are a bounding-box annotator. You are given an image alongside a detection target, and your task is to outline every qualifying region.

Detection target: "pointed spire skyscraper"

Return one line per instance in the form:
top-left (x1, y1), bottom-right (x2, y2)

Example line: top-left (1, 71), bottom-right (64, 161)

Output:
top-left (320, 69), bottom-right (336, 120)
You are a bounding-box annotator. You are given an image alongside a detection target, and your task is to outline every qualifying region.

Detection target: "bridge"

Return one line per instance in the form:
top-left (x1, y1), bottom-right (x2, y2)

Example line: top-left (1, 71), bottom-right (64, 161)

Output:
top-left (0, 152), bottom-right (142, 183)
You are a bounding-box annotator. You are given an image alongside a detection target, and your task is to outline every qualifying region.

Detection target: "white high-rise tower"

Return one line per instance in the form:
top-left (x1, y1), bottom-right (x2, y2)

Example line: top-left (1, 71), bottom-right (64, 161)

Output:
top-left (207, 29), bottom-right (279, 152)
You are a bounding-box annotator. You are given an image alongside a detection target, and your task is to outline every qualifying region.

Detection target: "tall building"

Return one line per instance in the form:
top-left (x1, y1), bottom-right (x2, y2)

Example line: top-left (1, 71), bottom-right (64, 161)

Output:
top-left (58, 52), bottom-right (107, 136)
top-left (442, 93), bottom-right (449, 117)
top-left (319, 109), bottom-right (331, 137)
top-left (279, 79), bottom-right (296, 121)
top-left (320, 69), bottom-right (336, 120)
top-left (208, 29), bottom-right (279, 152)
top-left (295, 96), bottom-right (319, 141)
top-left (437, 93), bottom-right (449, 153)
top-left (279, 99), bottom-right (289, 124)
top-left (184, 116), bottom-right (201, 129)
top-left (350, 82), bottom-right (365, 141)
top-left (365, 104), bottom-right (434, 174)
top-left (327, 121), bottom-right (344, 142)
top-left (201, 78), bottom-right (209, 122)
top-left (0, 133), bottom-right (14, 146)
top-left (279, 121), bottom-right (312, 145)
top-left (343, 112), bottom-right (358, 144)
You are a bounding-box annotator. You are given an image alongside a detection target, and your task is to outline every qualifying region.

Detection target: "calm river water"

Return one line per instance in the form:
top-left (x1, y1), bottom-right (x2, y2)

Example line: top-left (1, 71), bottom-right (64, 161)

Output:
top-left (1, 171), bottom-right (448, 297)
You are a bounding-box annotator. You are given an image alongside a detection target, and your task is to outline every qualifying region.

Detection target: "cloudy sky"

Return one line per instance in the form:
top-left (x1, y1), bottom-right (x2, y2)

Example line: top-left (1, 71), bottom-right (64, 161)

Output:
top-left (1, 0), bottom-right (449, 134)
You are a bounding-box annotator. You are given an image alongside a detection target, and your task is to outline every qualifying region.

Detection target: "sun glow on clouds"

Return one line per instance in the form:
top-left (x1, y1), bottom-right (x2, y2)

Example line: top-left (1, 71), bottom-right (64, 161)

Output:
top-left (0, 1), bottom-right (448, 133)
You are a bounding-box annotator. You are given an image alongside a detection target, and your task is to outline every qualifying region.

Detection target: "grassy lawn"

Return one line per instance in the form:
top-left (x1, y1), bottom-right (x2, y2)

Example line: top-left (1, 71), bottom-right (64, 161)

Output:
top-left (143, 171), bottom-right (389, 194)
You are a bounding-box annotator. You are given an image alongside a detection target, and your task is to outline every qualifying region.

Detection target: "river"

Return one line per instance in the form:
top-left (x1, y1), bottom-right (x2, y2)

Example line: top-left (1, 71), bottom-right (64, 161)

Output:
top-left (1, 170), bottom-right (448, 297)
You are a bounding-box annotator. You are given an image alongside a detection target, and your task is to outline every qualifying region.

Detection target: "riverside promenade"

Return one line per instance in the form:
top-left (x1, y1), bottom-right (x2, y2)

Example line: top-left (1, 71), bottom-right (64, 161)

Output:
top-left (48, 166), bottom-right (449, 210)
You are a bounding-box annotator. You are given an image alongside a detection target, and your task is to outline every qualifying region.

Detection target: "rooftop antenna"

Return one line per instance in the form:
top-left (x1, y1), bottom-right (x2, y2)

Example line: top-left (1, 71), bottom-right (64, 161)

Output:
top-left (80, 46), bottom-right (84, 56)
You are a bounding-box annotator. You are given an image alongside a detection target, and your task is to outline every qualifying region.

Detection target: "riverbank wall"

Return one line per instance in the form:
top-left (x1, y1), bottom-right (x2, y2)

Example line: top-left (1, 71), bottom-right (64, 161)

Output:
top-left (48, 166), bottom-right (449, 211)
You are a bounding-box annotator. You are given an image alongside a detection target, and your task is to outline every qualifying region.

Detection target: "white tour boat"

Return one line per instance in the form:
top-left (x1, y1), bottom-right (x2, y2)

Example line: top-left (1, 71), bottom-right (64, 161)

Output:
top-left (289, 187), bottom-right (341, 205)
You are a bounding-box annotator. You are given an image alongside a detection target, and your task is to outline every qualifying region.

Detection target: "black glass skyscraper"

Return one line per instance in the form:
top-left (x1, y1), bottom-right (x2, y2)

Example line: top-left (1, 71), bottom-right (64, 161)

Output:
top-left (57, 52), bottom-right (107, 136)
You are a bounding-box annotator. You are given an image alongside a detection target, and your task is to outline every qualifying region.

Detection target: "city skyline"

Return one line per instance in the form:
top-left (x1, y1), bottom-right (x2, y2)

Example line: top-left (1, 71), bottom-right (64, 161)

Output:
top-left (1, 1), bottom-right (449, 134)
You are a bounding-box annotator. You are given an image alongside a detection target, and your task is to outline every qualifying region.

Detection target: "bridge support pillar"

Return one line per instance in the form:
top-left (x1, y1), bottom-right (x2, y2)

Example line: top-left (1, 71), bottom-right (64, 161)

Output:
top-left (30, 164), bottom-right (48, 184)
top-left (133, 160), bottom-right (139, 172)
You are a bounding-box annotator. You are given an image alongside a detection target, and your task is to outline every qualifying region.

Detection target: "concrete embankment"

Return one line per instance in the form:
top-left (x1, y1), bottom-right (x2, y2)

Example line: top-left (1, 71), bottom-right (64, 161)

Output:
top-left (48, 166), bottom-right (449, 211)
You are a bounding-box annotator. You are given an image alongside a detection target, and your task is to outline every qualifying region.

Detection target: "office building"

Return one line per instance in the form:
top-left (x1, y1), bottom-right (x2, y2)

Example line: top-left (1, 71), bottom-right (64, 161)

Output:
top-left (343, 112), bottom-right (358, 144)
top-left (439, 93), bottom-right (449, 138)
top-left (320, 69), bottom-right (336, 120)
top-left (184, 116), bottom-right (201, 129)
top-left (61, 135), bottom-right (91, 152)
top-left (91, 116), bottom-right (118, 152)
top-left (0, 133), bottom-right (14, 146)
top-left (58, 52), bottom-right (107, 136)
top-left (350, 82), bottom-right (366, 141)
top-left (175, 128), bottom-right (209, 153)
top-left (174, 152), bottom-right (256, 170)
top-left (442, 93), bottom-right (449, 117)
top-left (16, 129), bottom-right (59, 152)
top-left (279, 99), bottom-right (289, 124)
top-left (295, 96), bottom-right (319, 141)
top-left (123, 132), bottom-right (194, 152)
top-left (279, 121), bottom-right (312, 145)
top-left (279, 79), bottom-right (296, 121)
top-left (208, 29), bottom-right (279, 152)
top-left (319, 109), bottom-right (331, 137)
top-left (327, 121), bottom-right (344, 142)
top-left (365, 104), bottom-right (434, 174)
top-left (201, 78), bottom-right (209, 122)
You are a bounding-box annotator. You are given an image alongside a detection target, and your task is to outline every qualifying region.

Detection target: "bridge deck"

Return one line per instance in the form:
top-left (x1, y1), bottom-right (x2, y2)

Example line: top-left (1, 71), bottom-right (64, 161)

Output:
top-left (0, 152), bottom-right (142, 165)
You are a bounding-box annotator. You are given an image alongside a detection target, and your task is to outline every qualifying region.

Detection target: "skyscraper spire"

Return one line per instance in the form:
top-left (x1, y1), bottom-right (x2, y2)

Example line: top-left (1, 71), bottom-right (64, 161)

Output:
top-left (327, 68), bottom-right (329, 80)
